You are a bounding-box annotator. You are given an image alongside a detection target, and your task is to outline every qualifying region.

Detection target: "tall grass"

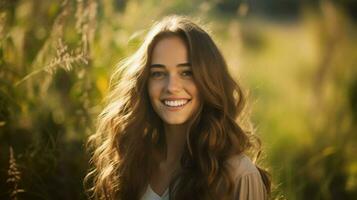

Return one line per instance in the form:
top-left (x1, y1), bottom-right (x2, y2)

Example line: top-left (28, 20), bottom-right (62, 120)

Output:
top-left (7, 146), bottom-right (25, 200)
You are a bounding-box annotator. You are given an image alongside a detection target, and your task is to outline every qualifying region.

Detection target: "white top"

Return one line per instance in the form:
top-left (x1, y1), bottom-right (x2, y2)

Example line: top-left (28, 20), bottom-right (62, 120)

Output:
top-left (140, 154), bottom-right (267, 200)
top-left (140, 184), bottom-right (169, 200)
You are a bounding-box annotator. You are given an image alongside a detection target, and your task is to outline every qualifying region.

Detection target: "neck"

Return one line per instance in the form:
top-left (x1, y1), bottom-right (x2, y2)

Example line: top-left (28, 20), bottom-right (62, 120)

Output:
top-left (163, 123), bottom-right (189, 166)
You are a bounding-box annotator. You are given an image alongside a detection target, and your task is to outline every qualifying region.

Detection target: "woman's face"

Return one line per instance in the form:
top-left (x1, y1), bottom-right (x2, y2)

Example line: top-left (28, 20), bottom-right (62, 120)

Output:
top-left (148, 36), bottom-right (200, 125)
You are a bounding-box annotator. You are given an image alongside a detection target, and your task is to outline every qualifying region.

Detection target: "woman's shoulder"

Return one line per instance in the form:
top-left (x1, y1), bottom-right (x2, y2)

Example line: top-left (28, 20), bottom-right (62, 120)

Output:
top-left (226, 153), bottom-right (260, 179)
top-left (226, 153), bottom-right (268, 199)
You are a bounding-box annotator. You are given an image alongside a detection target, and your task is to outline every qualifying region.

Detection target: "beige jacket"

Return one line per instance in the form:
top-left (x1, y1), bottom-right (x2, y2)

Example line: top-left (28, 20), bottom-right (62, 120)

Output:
top-left (227, 153), bottom-right (268, 200)
top-left (141, 153), bottom-right (268, 200)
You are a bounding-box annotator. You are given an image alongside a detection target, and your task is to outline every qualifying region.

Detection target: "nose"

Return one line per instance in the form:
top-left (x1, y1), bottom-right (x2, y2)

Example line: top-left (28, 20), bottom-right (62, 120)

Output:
top-left (166, 74), bottom-right (182, 93)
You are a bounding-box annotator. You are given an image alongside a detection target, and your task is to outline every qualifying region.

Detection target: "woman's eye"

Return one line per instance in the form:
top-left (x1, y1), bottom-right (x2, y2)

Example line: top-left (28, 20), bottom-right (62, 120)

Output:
top-left (150, 71), bottom-right (165, 78)
top-left (181, 70), bottom-right (193, 77)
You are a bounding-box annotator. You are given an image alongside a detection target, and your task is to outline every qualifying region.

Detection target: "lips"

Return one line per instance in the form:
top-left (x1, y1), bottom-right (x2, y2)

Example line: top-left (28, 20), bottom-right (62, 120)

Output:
top-left (161, 98), bottom-right (191, 109)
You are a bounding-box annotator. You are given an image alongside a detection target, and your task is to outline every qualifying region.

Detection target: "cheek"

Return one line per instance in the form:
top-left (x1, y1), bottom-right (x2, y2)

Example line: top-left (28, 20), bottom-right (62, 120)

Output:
top-left (191, 85), bottom-right (201, 111)
top-left (187, 81), bottom-right (200, 99)
top-left (148, 81), bottom-right (161, 101)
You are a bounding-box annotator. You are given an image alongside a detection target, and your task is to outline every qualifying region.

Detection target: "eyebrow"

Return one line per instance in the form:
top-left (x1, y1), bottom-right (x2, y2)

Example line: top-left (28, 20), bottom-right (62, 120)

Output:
top-left (150, 62), bottom-right (191, 68)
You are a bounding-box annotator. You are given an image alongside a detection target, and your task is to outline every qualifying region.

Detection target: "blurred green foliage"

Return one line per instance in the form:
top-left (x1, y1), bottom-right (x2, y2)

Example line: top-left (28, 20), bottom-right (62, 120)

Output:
top-left (0, 0), bottom-right (356, 199)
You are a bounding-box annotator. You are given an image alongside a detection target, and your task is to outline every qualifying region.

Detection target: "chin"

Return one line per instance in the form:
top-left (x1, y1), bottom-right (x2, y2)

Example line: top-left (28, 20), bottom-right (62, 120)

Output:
top-left (162, 117), bottom-right (188, 125)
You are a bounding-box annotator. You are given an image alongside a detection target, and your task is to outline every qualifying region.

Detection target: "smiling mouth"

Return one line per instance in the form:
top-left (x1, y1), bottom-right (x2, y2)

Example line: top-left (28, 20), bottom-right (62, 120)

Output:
top-left (161, 99), bottom-right (191, 108)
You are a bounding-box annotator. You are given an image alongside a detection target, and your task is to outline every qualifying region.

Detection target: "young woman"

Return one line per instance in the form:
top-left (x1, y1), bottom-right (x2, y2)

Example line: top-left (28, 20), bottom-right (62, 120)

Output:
top-left (86, 15), bottom-right (271, 200)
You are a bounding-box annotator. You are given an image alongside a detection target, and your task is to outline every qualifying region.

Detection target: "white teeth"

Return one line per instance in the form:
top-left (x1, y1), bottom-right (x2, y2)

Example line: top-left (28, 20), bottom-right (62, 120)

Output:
top-left (164, 99), bottom-right (189, 107)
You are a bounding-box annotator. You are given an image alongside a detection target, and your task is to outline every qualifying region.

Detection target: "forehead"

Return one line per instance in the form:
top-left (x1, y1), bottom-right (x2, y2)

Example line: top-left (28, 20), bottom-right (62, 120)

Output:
top-left (150, 36), bottom-right (189, 65)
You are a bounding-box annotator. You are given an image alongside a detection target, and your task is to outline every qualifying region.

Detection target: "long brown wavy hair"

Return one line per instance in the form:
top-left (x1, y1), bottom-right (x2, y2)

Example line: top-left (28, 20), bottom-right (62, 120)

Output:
top-left (85, 15), bottom-right (271, 200)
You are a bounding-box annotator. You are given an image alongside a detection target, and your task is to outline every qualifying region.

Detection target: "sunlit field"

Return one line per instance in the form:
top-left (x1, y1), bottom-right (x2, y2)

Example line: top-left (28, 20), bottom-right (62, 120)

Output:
top-left (1, 0), bottom-right (356, 199)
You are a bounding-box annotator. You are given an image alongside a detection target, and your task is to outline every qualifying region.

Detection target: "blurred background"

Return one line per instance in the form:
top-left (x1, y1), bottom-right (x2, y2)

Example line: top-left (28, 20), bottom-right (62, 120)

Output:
top-left (1, 0), bottom-right (356, 199)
